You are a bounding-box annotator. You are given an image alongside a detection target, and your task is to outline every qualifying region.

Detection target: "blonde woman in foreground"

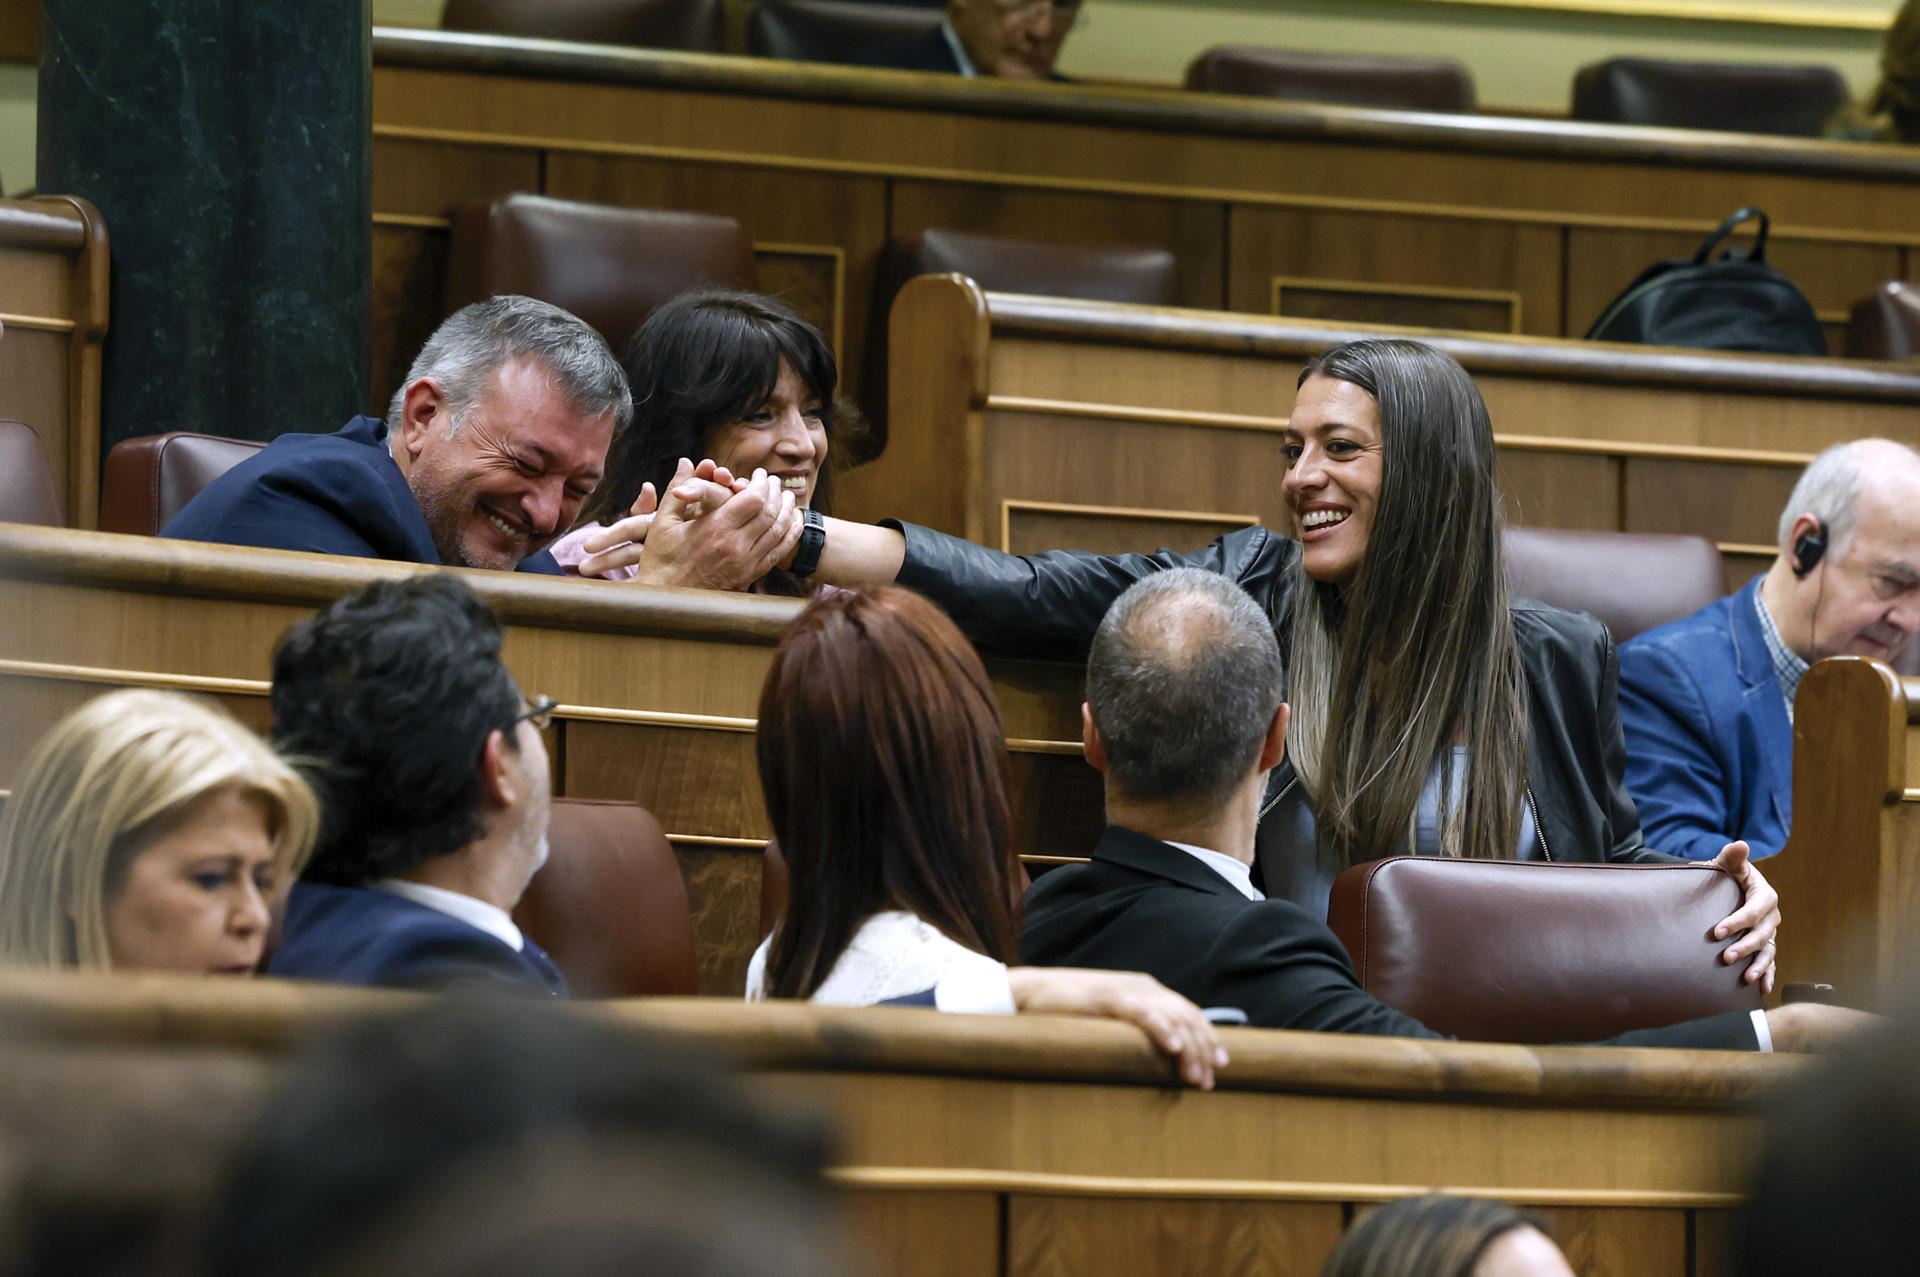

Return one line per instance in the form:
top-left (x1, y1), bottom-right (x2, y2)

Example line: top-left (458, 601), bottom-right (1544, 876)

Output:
top-left (0, 689), bottom-right (317, 974)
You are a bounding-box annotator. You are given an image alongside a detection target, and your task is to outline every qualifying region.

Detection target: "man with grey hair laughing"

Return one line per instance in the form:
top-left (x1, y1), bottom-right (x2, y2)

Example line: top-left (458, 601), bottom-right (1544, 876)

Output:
top-left (163, 295), bottom-right (799, 575)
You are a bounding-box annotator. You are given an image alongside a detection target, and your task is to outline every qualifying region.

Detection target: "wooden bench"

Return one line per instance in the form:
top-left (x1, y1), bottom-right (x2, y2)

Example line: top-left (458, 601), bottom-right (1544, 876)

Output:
top-left (0, 196), bottom-right (107, 528)
top-left (841, 277), bottom-right (1920, 590)
top-left (0, 969), bottom-right (1792, 1277)
top-left (370, 26), bottom-right (1920, 411)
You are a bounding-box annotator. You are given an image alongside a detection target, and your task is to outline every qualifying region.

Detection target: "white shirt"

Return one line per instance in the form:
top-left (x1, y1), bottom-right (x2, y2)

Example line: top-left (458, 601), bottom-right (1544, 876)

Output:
top-left (1165, 840), bottom-right (1263, 901)
top-left (745, 910), bottom-right (1015, 1013)
top-left (939, 18), bottom-right (979, 78)
top-left (374, 879), bottom-right (525, 953)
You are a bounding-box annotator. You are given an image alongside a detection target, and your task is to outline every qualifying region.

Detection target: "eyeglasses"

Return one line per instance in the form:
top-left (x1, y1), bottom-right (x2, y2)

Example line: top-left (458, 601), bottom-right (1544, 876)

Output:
top-left (513, 695), bottom-right (557, 732)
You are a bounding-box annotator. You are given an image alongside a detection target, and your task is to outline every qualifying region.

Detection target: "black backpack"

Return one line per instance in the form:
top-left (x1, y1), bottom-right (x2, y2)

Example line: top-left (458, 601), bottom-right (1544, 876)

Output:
top-left (1584, 207), bottom-right (1827, 356)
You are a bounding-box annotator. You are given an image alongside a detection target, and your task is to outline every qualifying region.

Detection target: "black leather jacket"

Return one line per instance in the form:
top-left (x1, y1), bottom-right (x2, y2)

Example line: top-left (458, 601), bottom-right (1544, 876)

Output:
top-left (889, 520), bottom-right (1672, 906)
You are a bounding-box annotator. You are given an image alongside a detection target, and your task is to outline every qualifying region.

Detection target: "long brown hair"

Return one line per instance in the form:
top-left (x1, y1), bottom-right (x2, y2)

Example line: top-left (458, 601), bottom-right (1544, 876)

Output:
top-left (758, 588), bottom-right (1020, 999)
top-left (1286, 339), bottom-right (1528, 869)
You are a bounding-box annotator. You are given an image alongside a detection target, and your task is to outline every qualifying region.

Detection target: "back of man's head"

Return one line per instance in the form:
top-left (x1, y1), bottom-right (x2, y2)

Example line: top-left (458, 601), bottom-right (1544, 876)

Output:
top-left (1086, 568), bottom-right (1284, 808)
top-left (271, 575), bottom-right (521, 885)
top-left (205, 999), bottom-right (836, 1277)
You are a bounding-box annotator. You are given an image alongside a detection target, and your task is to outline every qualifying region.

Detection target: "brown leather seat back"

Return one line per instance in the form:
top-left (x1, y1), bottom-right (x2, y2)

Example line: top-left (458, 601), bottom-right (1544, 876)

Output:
top-left (445, 194), bottom-right (759, 353)
top-left (516, 797), bottom-right (698, 997)
top-left (1503, 526), bottom-right (1724, 643)
top-left (748, 0), bottom-right (944, 62)
top-left (99, 432), bottom-right (266, 536)
top-left (862, 229), bottom-right (1179, 458)
top-left (891, 229), bottom-right (1180, 307)
top-left (0, 420), bottom-right (62, 526)
top-left (1571, 57), bottom-right (1849, 137)
top-left (1185, 46), bottom-right (1476, 113)
top-left (1844, 281), bottom-right (1920, 361)
top-left (441, 0), bottom-right (727, 51)
top-left (1327, 857), bottom-right (1761, 1043)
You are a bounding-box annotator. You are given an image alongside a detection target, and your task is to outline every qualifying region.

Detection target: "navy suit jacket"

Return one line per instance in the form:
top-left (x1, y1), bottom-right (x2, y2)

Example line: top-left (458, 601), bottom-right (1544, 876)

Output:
top-left (1021, 827), bottom-right (1759, 1051)
top-left (269, 881), bottom-right (567, 996)
top-left (1618, 577), bottom-right (1792, 861)
top-left (160, 416), bottom-right (561, 573)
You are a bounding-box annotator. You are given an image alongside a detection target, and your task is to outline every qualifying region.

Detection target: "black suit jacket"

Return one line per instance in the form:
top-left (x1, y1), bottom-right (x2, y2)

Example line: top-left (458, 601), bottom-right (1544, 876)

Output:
top-left (844, 25), bottom-right (962, 74)
top-left (1020, 827), bottom-right (1759, 1051)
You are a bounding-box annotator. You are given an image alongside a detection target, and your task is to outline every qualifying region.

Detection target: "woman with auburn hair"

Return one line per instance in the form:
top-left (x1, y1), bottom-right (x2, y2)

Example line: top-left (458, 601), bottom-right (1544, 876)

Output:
top-left (747, 587), bottom-right (1228, 1090)
top-left (1321, 1195), bottom-right (1574, 1277)
top-left (550, 289), bottom-right (855, 595)
top-left (723, 337), bottom-right (1781, 992)
top-left (0, 689), bottom-right (318, 974)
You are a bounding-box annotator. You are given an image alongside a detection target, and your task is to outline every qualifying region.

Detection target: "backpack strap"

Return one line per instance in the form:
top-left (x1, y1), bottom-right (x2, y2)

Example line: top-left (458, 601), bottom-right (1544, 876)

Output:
top-left (1693, 207), bottom-right (1770, 265)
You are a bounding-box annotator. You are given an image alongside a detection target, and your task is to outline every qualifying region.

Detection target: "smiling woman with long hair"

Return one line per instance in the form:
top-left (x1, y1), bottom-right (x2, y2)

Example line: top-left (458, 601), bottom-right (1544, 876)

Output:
top-left (738, 337), bottom-right (1783, 994)
top-left (747, 587), bottom-right (1227, 1089)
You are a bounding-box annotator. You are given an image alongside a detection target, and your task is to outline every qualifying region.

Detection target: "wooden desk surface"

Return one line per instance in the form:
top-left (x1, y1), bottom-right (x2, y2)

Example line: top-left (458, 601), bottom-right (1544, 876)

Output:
top-left (0, 969), bottom-right (1789, 1277)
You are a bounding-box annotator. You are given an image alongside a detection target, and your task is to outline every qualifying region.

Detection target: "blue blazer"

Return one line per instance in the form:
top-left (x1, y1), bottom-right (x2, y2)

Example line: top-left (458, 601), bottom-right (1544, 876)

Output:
top-left (1617, 577), bottom-right (1792, 861)
top-left (269, 881), bottom-right (567, 996)
top-left (160, 416), bottom-right (561, 573)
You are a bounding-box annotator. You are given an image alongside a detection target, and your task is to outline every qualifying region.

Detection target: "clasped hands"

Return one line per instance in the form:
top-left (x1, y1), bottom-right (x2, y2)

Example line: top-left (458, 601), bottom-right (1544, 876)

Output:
top-left (1709, 839), bottom-right (1779, 993)
top-left (577, 458), bottom-right (803, 590)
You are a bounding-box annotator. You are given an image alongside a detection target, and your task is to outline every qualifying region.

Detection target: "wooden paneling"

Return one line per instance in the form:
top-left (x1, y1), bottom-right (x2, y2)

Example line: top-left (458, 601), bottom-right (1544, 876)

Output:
top-left (1623, 458), bottom-right (1798, 549)
top-left (671, 840), bottom-right (766, 997)
top-left (1535, 1207), bottom-right (1686, 1277)
top-left (369, 138), bottom-right (544, 409)
top-left (0, 197), bottom-right (109, 528)
top-left (1499, 450), bottom-right (1620, 532)
top-left (1008, 1196), bottom-right (1343, 1277)
top-left (1229, 207), bottom-right (1560, 337)
top-left (1692, 1208), bottom-right (1735, 1277)
top-left (845, 1190), bottom-right (1001, 1277)
top-left (1005, 503), bottom-right (1256, 557)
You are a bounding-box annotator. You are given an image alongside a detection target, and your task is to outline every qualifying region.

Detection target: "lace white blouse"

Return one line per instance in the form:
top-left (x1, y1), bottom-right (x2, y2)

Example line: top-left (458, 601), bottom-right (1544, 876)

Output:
top-left (745, 910), bottom-right (1016, 1013)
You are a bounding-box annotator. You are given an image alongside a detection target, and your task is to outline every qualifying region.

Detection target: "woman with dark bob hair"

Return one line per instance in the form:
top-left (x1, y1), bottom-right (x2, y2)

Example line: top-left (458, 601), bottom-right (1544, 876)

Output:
top-left (549, 290), bottom-right (854, 595)
top-left (747, 587), bottom-right (1229, 1090)
top-left (1321, 1195), bottom-right (1574, 1277)
top-left (704, 337), bottom-right (1782, 992)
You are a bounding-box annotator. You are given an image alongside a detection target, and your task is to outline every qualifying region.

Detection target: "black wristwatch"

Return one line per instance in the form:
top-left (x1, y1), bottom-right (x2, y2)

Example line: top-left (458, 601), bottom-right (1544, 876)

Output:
top-left (791, 507), bottom-right (827, 578)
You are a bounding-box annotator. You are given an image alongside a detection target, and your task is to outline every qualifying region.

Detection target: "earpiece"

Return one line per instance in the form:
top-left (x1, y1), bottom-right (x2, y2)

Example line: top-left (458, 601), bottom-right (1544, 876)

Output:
top-left (1792, 519), bottom-right (1828, 579)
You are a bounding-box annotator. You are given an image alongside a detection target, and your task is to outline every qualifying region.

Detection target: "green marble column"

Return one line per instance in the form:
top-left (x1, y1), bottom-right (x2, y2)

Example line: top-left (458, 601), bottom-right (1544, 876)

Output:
top-left (37, 1), bottom-right (371, 454)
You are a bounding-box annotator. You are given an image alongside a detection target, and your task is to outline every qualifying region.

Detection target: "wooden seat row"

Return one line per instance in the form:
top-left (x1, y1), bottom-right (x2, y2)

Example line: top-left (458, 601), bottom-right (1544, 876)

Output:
top-left (0, 969), bottom-right (1789, 1277)
top-left (370, 25), bottom-right (1920, 413)
top-left (2, 524), bottom-right (1917, 1010)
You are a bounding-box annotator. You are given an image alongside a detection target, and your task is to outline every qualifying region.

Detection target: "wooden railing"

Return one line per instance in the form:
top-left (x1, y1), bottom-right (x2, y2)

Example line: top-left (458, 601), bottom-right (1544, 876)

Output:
top-left (0, 196), bottom-right (108, 528)
top-left (840, 277), bottom-right (1920, 589)
top-left (0, 969), bottom-right (1791, 1277)
top-left (1769, 657), bottom-right (1920, 1009)
top-left (369, 27), bottom-right (1920, 414)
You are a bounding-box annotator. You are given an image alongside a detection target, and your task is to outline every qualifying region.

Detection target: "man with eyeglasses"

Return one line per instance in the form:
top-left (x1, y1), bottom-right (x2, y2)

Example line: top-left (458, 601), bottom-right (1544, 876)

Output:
top-left (266, 575), bottom-right (566, 995)
top-left (850, 0), bottom-right (1082, 82)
